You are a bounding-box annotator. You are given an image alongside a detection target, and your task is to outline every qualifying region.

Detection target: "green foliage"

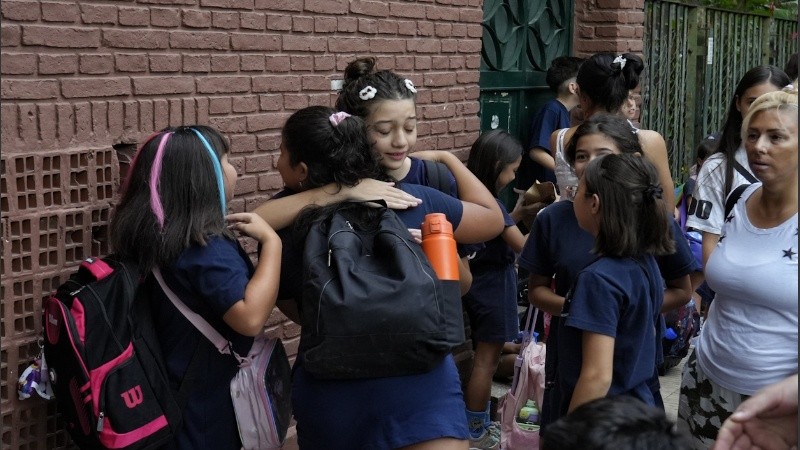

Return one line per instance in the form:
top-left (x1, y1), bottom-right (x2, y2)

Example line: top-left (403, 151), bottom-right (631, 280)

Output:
top-left (699, 0), bottom-right (798, 17)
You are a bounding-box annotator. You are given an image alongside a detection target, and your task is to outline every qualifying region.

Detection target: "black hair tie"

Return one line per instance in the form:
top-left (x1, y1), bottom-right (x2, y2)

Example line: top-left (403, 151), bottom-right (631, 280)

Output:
top-left (644, 183), bottom-right (663, 200)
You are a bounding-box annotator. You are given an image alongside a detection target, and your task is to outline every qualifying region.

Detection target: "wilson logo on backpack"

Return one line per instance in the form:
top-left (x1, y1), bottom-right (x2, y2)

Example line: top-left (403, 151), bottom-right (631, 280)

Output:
top-left (43, 256), bottom-right (190, 450)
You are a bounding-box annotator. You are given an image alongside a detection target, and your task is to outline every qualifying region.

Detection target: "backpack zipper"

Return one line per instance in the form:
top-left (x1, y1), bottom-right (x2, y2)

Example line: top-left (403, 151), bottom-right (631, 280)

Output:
top-left (96, 411), bottom-right (104, 432)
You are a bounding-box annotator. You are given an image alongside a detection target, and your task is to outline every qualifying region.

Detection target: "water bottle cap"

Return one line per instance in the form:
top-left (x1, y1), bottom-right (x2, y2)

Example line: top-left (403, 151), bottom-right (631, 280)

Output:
top-left (421, 213), bottom-right (453, 237)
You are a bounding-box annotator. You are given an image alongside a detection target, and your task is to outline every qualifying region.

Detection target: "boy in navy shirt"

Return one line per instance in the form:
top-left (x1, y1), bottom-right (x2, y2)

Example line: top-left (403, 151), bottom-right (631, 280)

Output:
top-left (515, 56), bottom-right (584, 193)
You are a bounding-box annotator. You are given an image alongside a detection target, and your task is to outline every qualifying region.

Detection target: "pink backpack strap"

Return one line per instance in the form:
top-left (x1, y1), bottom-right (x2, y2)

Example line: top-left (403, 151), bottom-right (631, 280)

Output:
top-left (152, 268), bottom-right (247, 364)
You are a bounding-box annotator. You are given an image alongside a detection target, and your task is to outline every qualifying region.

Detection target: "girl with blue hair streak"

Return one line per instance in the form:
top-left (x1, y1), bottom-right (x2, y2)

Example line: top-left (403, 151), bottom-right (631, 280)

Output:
top-left (109, 125), bottom-right (283, 449)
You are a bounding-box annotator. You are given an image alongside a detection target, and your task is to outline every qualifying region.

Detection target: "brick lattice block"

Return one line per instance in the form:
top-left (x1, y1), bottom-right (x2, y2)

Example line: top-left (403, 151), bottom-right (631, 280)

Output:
top-left (2, 272), bottom-right (64, 341)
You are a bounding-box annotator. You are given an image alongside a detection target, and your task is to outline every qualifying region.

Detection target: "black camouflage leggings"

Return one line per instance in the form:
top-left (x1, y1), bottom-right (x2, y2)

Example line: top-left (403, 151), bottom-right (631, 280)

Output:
top-left (677, 351), bottom-right (748, 450)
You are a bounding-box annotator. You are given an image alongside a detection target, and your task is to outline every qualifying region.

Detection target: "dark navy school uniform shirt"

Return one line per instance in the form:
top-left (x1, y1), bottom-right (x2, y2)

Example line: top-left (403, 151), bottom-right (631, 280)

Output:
top-left (516, 99), bottom-right (570, 190)
top-left (404, 156), bottom-right (458, 197)
top-left (517, 200), bottom-right (698, 425)
top-left (150, 236), bottom-right (254, 450)
top-left (556, 255), bottom-right (664, 416)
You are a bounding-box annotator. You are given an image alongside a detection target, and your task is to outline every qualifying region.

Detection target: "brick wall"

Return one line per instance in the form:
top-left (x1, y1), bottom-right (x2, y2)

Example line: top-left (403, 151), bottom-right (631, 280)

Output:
top-left (573, 0), bottom-right (646, 56)
top-left (0, 1), bottom-right (484, 448)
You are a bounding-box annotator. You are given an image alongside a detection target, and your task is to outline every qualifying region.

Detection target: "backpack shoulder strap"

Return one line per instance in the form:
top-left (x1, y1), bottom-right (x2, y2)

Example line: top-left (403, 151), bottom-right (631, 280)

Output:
top-left (733, 160), bottom-right (758, 183)
top-left (423, 159), bottom-right (451, 194)
top-left (724, 184), bottom-right (751, 218)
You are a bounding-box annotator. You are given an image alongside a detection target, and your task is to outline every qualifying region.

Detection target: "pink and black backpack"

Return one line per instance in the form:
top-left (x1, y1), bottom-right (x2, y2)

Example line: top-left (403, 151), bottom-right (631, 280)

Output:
top-left (43, 256), bottom-right (199, 450)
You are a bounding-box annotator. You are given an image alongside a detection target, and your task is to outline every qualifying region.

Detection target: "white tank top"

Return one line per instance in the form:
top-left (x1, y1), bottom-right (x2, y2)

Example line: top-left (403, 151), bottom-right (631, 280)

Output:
top-left (554, 128), bottom-right (579, 201)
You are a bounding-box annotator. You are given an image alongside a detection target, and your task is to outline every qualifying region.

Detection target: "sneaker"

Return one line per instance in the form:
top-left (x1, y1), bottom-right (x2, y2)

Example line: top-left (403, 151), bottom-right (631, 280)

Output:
top-left (486, 421), bottom-right (501, 440)
top-left (469, 429), bottom-right (500, 450)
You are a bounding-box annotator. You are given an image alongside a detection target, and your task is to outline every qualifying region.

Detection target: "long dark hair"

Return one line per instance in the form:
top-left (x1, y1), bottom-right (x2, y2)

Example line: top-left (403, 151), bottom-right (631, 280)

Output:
top-left (335, 57), bottom-right (417, 119)
top-left (466, 129), bottom-right (523, 196)
top-left (717, 65), bottom-right (790, 195)
top-left (565, 114), bottom-right (643, 166)
top-left (576, 52), bottom-right (644, 113)
top-left (281, 105), bottom-right (391, 190)
top-left (281, 106), bottom-right (393, 239)
top-left (109, 125), bottom-right (231, 270)
top-left (582, 154), bottom-right (675, 257)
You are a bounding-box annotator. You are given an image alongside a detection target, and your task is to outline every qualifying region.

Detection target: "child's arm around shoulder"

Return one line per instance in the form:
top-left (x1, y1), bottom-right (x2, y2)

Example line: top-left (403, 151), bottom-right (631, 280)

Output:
top-left (253, 180), bottom-right (421, 230)
top-left (222, 212), bottom-right (282, 337)
top-left (413, 150), bottom-right (504, 243)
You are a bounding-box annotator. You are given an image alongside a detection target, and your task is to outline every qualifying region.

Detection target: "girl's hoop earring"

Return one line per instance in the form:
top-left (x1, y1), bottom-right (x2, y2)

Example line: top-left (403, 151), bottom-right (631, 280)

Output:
top-left (298, 180), bottom-right (304, 190)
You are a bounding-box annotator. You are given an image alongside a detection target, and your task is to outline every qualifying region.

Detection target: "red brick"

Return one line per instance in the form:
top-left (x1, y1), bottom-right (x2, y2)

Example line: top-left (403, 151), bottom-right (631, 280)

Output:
top-left (42, 2), bottom-right (80, 22)
top-left (258, 171), bottom-right (284, 190)
top-left (183, 54), bottom-right (211, 72)
top-left (283, 35), bottom-right (327, 52)
top-left (153, 98), bottom-right (169, 130)
top-left (369, 39), bottom-right (408, 55)
top-left (212, 11), bottom-right (239, 29)
top-left (328, 37), bottom-right (369, 53)
top-left (390, 3), bottom-right (425, 19)
top-left (288, 55), bottom-right (312, 72)
top-left (457, 39), bottom-right (481, 53)
top-left (292, 16), bottom-right (313, 32)
top-left (254, 0), bottom-right (302, 11)
top-left (304, 0), bottom-right (347, 14)
top-left (458, 9), bottom-right (483, 24)
top-left (350, 0), bottom-right (389, 17)
top-left (211, 54), bottom-right (239, 72)
top-left (282, 93), bottom-right (309, 110)
top-left (2, 1), bottom-right (40, 21)
top-left (259, 94), bottom-right (282, 111)
top-left (80, 4), bottom-right (117, 25)
top-left (435, 23), bottom-right (452, 37)
top-left (1, 24), bottom-right (21, 46)
top-left (256, 133), bottom-right (281, 151)
top-left (240, 12), bottom-right (265, 30)
top-left (466, 23), bottom-right (482, 38)
top-left (240, 54), bottom-right (265, 71)
top-left (421, 104), bottom-right (455, 120)
top-left (137, 0), bottom-right (194, 4)
top-left (79, 54), bottom-right (114, 74)
top-left (233, 96), bottom-right (258, 113)
top-left (170, 31), bottom-right (229, 50)
top-left (452, 23), bottom-right (467, 37)
top-left (23, 26), bottom-right (100, 48)
top-left (209, 115), bottom-right (247, 133)
top-left (182, 9), bottom-right (211, 28)
top-left (378, 20), bottom-right (398, 34)
top-left (358, 18), bottom-right (378, 34)
top-left (253, 75), bottom-right (300, 93)
top-left (230, 134), bottom-right (258, 156)
top-left (200, 0), bottom-right (254, 8)
top-left (596, 25), bottom-right (635, 38)
top-left (408, 39), bottom-right (441, 53)
top-left (266, 14), bottom-right (292, 31)
top-left (1, 79), bottom-right (59, 100)
top-left (314, 55), bottom-right (336, 71)
top-left (196, 76), bottom-right (250, 94)
top-left (61, 77), bottom-right (131, 98)
top-left (597, 0), bottom-right (643, 8)
top-left (301, 75), bottom-right (329, 91)
top-left (337, 17), bottom-right (358, 33)
top-left (431, 90), bottom-right (449, 103)
top-left (417, 22), bottom-right (434, 37)
top-left (231, 33), bottom-right (280, 51)
top-left (1, 53), bottom-right (36, 75)
top-left (314, 17), bottom-right (338, 33)
top-left (244, 154), bottom-right (272, 173)
top-left (397, 20), bottom-right (416, 36)
top-left (149, 54), bottom-right (182, 72)
top-left (118, 7), bottom-right (150, 26)
top-left (209, 97), bottom-right (232, 114)
top-left (103, 29), bottom-right (168, 49)
top-left (151, 8), bottom-right (181, 27)
top-left (426, 5), bottom-right (458, 21)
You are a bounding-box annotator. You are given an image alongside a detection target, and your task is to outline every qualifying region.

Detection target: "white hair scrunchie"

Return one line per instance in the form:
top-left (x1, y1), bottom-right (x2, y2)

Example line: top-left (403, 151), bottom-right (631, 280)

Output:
top-left (359, 86), bottom-right (377, 101)
top-left (612, 55), bottom-right (627, 70)
top-left (404, 79), bottom-right (417, 94)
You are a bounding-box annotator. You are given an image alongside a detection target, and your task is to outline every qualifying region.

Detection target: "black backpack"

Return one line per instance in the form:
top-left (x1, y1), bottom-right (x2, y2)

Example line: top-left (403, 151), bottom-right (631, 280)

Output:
top-left (299, 203), bottom-right (465, 379)
top-left (43, 256), bottom-right (200, 449)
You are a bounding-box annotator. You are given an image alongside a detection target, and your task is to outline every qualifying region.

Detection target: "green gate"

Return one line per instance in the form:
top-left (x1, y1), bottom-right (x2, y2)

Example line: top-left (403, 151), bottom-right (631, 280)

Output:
top-left (478, 0), bottom-right (574, 146)
top-left (642, 0), bottom-right (798, 182)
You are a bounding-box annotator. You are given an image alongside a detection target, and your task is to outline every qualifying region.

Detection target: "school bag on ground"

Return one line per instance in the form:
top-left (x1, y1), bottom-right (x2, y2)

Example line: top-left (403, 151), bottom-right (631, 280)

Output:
top-left (300, 202), bottom-right (465, 379)
top-left (153, 268), bottom-right (292, 450)
top-left (43, 256), bottom-right (201, 450)
top-left (499, 307), bottom-right (546, 450)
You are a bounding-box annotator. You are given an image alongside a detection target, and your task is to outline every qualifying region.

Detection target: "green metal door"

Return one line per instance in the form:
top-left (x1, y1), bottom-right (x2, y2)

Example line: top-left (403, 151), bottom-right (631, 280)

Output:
top-left (479, 0), bottom-right (574, 146)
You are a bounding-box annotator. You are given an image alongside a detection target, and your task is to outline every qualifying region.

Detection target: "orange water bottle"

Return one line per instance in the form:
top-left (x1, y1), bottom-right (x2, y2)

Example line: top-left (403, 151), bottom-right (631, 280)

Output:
top-left (421, 213), bottom-right (459, 281)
